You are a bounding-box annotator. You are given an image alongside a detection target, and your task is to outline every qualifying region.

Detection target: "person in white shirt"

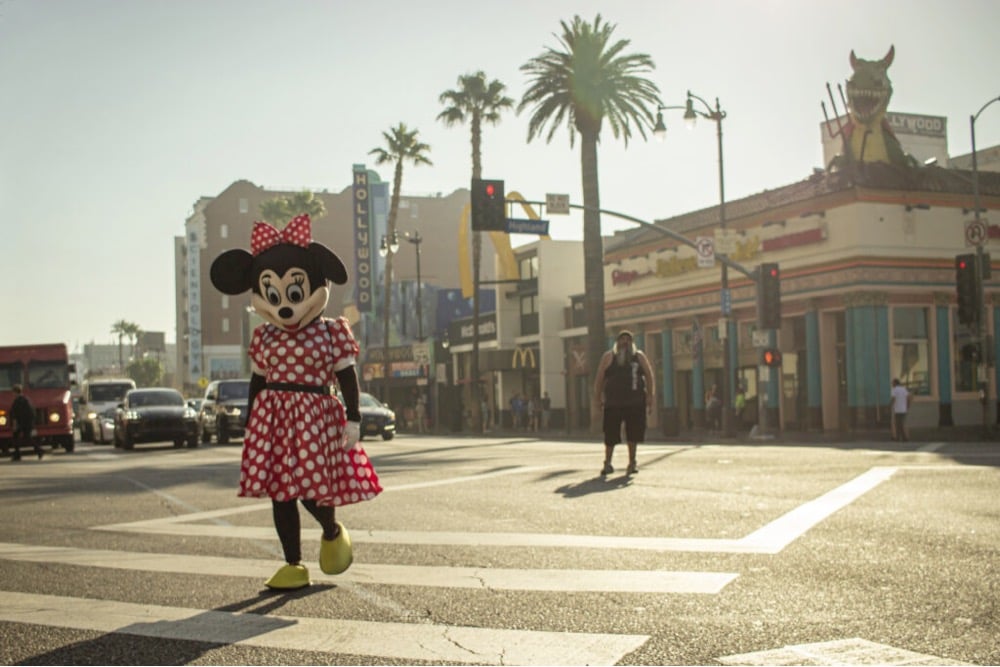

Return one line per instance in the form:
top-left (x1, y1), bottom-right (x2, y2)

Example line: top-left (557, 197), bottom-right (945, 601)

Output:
top-left (889, 378), bottom-right (912, 442)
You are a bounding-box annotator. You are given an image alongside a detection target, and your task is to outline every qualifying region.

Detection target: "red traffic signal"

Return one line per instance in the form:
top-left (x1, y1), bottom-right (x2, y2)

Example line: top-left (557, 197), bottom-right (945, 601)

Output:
top-left (761, 348), bottom-right (782, 367)
top-left (471, 178), bottom-right (506, 231)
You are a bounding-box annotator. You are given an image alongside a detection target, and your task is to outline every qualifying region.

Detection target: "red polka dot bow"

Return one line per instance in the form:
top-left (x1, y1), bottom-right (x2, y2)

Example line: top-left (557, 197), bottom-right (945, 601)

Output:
top-left (250, 214), bottom-right (312, 256)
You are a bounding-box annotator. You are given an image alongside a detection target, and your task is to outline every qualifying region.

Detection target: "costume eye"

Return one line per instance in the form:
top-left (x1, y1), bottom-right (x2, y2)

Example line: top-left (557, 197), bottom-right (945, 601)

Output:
top-left (286, 283), bottom-right (305, 303)
top-left (265, 284), bottom-right (281, 305)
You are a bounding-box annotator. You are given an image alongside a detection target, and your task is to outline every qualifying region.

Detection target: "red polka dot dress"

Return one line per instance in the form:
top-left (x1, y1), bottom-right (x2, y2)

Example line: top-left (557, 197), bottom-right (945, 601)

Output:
top-left (240, 316), bottom-right (382, 507)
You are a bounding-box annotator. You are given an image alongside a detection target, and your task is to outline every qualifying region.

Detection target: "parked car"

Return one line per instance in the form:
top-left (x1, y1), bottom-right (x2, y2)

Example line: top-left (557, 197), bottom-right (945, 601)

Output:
top-left (114, 388), bottom-right (199, 450)
top-left (93, 407), bottom-right (117, 444)
top-left (198, 379), bottom-right (250, 444)
top-left (359, 392), bottom-right (395, 441)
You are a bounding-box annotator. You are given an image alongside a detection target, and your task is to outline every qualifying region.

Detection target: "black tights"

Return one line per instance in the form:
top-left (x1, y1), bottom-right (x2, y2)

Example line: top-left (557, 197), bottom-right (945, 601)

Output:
top-left (271, 499), bottom-right (338, 565)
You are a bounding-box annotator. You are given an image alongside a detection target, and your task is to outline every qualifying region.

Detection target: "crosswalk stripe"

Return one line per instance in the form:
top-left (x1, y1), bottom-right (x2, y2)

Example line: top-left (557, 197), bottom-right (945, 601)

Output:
top-left (0, 591), bottom-right (648, 666)
top-left (0, 542), bottom-right (737, 594)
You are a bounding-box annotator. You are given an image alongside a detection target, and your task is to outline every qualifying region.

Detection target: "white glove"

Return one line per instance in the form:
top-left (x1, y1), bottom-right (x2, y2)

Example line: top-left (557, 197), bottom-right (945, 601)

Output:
top-left (342, 421), bottom-right (360, 450)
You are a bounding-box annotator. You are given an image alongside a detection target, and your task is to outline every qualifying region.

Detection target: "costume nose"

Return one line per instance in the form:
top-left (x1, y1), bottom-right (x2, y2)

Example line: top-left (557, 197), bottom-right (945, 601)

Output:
top-left (279, 307), bottom-right (294, 319)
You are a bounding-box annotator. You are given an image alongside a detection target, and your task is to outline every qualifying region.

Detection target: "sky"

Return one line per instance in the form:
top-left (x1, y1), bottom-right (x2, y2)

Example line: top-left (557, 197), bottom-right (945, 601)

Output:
top-left (2, 0), bottom-right (998, 350)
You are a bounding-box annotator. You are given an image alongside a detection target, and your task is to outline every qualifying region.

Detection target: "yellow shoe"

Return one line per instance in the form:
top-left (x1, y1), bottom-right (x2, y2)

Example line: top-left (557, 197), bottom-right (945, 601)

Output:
top-left (265, 563), bottom-right (310, 590)
top-left (319, 522), bottom-right (353, 575)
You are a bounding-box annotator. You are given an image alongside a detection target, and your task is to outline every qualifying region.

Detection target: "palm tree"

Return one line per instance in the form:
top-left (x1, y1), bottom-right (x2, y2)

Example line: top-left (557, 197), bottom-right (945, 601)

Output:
top-left (519, 14), bottom-right (661, 425)
top-left (438, 71), bottom-right (514, 432)
top-left (124, 322), bottom-right (142, 363)
top-left (259, 191), bottom-right (326, 228)
top-left (369, 123), bottom-right (432, 402)
top-left (110, 319), bottom-right (129, 373)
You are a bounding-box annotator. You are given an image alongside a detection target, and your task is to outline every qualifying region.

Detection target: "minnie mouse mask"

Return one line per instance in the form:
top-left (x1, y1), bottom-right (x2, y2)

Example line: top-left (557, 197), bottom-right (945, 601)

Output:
top-left (210, 214), bottom-right (348, 332)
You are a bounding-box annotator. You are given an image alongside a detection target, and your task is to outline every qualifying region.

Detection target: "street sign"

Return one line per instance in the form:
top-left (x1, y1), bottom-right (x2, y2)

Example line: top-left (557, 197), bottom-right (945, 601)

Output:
top-left (965, 219), bottom-right (988, 247)
top-left (411, 342), bottom-right (430, 365)
top-left (720, 288), bottom-right (731, 316)
top-left (718, 317), bottom-right (728, 338)
top-left (695, 236), bottom-right (715, 268)
top-left (546, 193), bottom-right (570, 215)
top-left (507, 218), bottom-right (550, 235)
top-left (752, 330), bottom-right (770, 347)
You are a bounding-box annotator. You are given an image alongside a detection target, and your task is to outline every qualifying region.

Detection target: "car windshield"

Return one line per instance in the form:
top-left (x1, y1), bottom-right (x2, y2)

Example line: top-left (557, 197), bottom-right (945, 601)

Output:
top-left (0, 363), bottom-right (22, 391)
top-left (359, 393), bottom-right (383, 408)
top-left (219, 382), bottom-right (250, 401)
top-left (28, 361), bottom-right (68, 388)
top-left (129, 390), bottom-right (184, 407)
top-left (91, 383), bottom-right (133, 402)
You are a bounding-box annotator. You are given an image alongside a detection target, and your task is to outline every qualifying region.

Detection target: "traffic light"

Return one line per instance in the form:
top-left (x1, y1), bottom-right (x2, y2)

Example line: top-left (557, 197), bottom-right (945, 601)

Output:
top-left (757, 263), bottom-right (781, 330)
top-left (956, 253), bottom-right (979, 326)
top-left (470, 178), bottom-right (506, 231)
top-left (761, 348), bottom-right (782, 367)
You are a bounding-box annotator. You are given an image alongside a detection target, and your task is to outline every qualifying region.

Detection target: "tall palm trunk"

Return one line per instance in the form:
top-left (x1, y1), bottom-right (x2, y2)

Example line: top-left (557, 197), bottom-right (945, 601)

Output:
top-left (580, 131), bottom-right (605, 430)
top-left (470, 120), bottom-right (483, 432)
top-left (383, 162), bottom-right (404, 401)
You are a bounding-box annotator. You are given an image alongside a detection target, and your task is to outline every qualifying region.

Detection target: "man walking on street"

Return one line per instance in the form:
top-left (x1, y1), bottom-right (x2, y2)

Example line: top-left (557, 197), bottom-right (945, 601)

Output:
top-left (890, 378), bottom-right (912, 441)
top-left (593, 331), bottom-right (654, 476)
top-left (10, 384), bottom-right (43, 461)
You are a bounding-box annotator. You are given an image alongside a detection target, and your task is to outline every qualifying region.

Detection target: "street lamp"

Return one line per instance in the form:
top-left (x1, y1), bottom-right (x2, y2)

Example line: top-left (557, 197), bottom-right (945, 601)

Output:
top-left (405, 230), bottom-right (424, 341)
top-left (379, 231), bottom-right (400, 402)
top-left (970, 94), bottom-right (1000, 435)
top-left (657, 90), bottom-right (734, 437)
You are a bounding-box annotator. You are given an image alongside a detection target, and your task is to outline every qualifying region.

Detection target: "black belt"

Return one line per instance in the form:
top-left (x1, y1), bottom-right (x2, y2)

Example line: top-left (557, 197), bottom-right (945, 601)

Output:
top-left (266, 382), bottom-right (332, 395)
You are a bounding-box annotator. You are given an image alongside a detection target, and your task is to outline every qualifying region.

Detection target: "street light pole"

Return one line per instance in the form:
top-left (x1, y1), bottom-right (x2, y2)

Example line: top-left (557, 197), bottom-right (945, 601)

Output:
top-left (406, 230), bottom-right (424, 341)
top-left (657, 91), bottom-right (733, 437)
top-left (379, 231), bottom-right (400, 403)
top-left (970, 95), bottom-right (1000, 436)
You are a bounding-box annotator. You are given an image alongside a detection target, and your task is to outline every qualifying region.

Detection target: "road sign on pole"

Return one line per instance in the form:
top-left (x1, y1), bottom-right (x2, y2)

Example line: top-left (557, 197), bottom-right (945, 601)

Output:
top-left (545, 193), bottom-right (570, 215)
top-left (696, 236), bottom-right (715, 268)
top-left (965, 219), bottom-right (988, 247)
top-left (506, 218), bottom-right (550, 235)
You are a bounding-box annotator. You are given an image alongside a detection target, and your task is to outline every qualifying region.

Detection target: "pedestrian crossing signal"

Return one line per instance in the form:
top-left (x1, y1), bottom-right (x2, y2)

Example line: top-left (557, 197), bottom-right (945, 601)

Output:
top-left (761, 348), bottom-right (782, 367)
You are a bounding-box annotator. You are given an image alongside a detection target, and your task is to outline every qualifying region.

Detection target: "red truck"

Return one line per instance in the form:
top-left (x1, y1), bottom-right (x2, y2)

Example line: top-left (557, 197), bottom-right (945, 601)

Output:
top-left (0, 344), bottom-right (76, 453)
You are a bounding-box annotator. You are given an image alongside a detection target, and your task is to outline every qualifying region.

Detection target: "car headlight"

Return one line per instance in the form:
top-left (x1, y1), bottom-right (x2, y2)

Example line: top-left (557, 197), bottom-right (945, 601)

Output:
top-left (48, 411), bottom-right (61, 424)
top-left (0, 413), bottom-right (7, 427)
top-left (87, 411), bottom-right (97, 420)
top-left (184, 407), bottom-right (197, 419)
top-left (225, 406), bottom-right (242, 417)
top-left (125, 410), bottom-right (141, 421)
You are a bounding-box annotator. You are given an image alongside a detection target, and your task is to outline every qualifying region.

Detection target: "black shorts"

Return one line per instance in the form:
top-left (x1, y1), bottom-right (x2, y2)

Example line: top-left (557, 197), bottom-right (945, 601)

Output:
top-left (603, 405), bottom-right (646, 446)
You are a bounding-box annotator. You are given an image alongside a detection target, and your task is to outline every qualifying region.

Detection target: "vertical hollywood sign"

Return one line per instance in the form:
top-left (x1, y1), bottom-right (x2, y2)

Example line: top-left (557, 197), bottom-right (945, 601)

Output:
top-left (353, 166), bottom-right (373, 312)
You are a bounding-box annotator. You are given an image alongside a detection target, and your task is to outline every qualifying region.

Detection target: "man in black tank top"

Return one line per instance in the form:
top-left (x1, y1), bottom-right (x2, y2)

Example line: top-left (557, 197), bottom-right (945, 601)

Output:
top-left (593, 330), bottom-right (654, 476)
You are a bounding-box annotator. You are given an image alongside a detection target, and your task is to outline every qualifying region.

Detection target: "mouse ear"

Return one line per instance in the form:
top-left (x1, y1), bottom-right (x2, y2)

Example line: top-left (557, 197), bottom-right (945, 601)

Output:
top-left (309, 243), bottom-right (348, 285)
top-left (210, 249), bottom-right (255, 294)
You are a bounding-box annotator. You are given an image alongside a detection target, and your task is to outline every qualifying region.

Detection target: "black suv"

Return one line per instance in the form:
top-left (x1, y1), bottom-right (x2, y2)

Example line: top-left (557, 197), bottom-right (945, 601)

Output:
top-left (198, 379), bottom-right (250, 444)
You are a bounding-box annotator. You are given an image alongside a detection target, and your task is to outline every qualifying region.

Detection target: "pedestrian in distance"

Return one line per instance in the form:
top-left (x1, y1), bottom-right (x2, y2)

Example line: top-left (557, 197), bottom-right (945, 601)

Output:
top-left (705, 383), bottom-right (722, 432)
top-left (10, 384), bottom-right (43, 461)
top-left (890, 378), bottom-right (912, 441)
top-left (593, 330), bottom-right (654, 476)
top-left (541, 391), bottom-right (551, 431)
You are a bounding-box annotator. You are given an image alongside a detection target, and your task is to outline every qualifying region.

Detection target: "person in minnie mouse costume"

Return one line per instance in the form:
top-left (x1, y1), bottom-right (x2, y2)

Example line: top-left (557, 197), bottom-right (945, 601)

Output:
top-left (210, 213), bottom-right (382, 590)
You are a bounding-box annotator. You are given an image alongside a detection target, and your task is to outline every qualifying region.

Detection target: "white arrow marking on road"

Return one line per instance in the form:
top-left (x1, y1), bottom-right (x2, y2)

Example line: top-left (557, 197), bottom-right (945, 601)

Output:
top-left (0, 542), bottom-right (736, 594)
top-left (0, 591), bottom-right (648, 666)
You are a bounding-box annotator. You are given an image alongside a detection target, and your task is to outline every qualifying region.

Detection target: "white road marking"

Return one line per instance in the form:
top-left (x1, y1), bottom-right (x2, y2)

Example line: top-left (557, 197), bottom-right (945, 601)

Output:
top-left (0, 542), bottom-right (736, 594)
top-left (95, 466), bottom-right (904, 555)
top-left (0, 591), bottom-right (648, 666)
top-left (917, 441), bottom-right (946, 452)
top-left (718, 637), bottom-right (971, 666)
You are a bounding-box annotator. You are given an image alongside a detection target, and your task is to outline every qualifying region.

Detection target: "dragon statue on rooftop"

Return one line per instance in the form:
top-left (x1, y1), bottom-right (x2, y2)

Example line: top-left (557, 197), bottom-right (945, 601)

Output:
top-left (824, 45), bottom-right (918, 170)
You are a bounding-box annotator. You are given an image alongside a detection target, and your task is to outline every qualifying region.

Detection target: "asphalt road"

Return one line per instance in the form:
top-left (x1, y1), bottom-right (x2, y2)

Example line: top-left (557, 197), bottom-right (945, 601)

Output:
top-left (0, 434), bottom-right (997, 665)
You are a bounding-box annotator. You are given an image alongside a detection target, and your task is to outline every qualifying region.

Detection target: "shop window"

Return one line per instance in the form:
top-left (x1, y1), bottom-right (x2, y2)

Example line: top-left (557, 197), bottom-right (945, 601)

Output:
top-left (892, 307), bottom-right (930, 395)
